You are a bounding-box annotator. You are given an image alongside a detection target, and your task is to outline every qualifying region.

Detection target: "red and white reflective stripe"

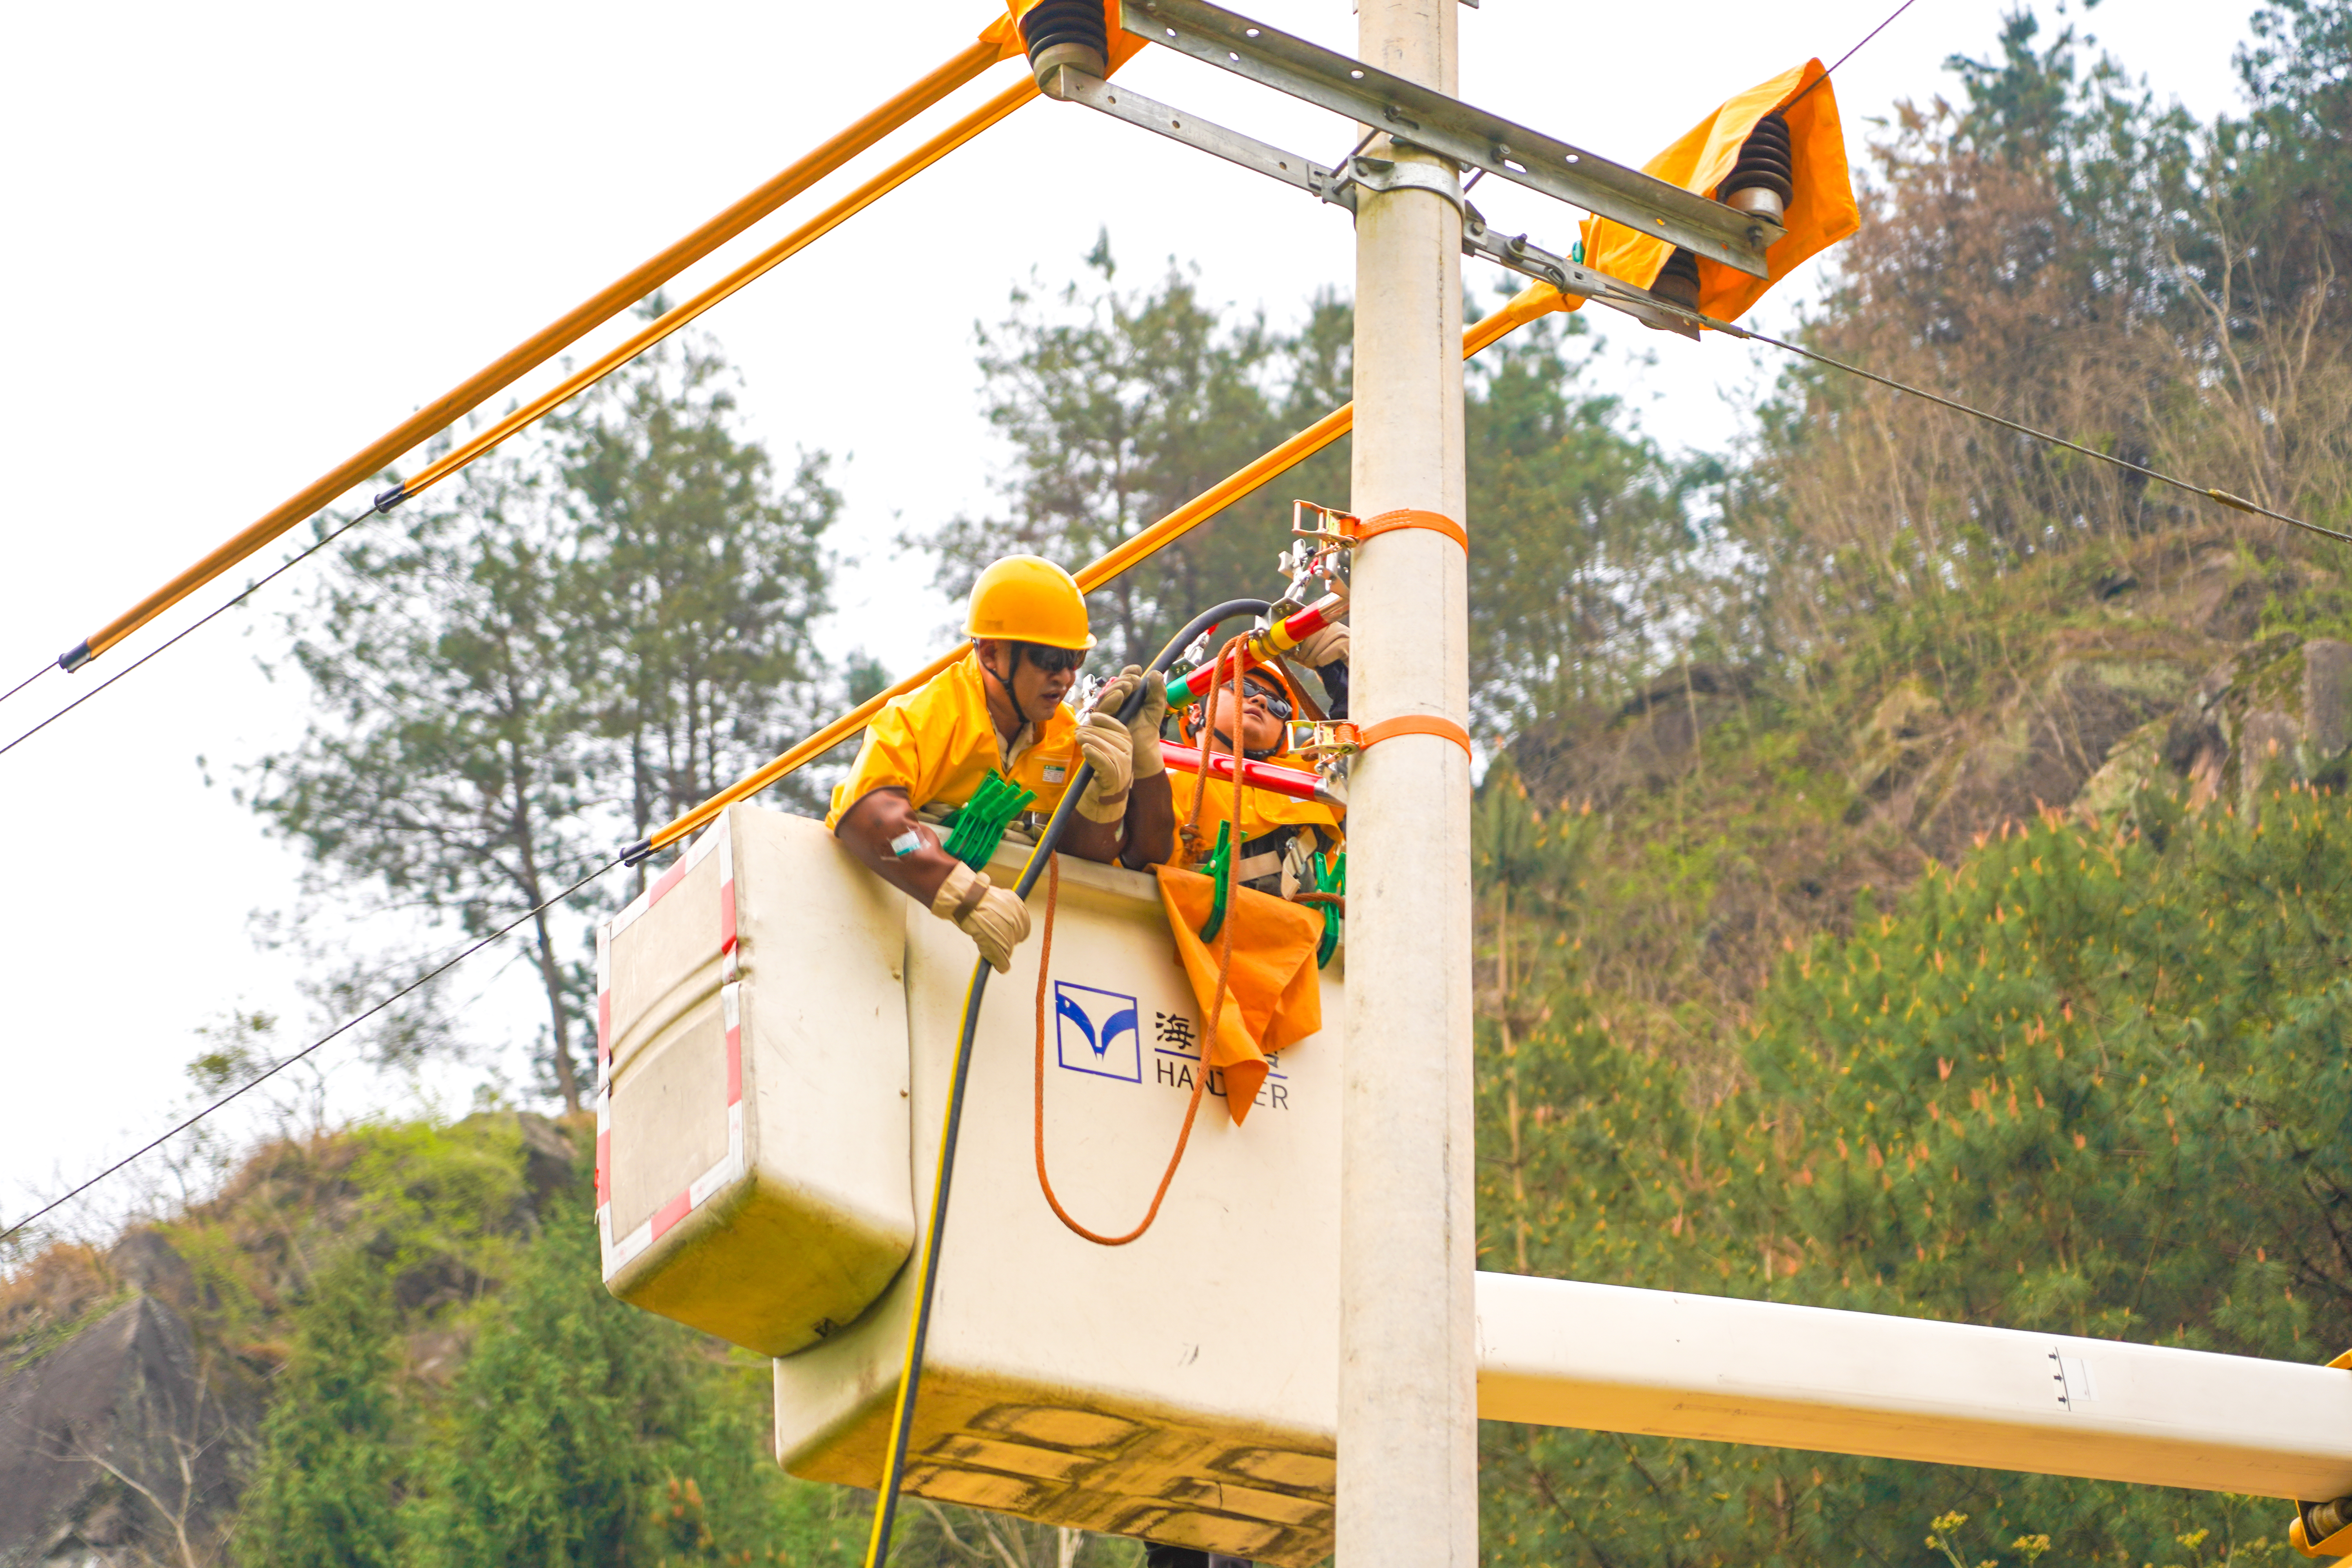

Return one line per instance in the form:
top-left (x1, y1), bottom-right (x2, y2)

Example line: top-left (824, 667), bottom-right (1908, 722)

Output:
top-left (723, 982), bottom-right (744, 1105)
top-left (597, 810), bottom-right (747, 1278)
top-left (719, 822), bottom-right (739, 955)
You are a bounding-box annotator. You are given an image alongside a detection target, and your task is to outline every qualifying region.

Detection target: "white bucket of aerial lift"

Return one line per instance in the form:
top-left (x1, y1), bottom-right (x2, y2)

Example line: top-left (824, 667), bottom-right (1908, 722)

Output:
top-left (595, 801), bottom-right (1345, 1565)
top-left (595, 804), bottom-right (916, 1357)
top-left (771, 834), bottom-right (1345, 1568)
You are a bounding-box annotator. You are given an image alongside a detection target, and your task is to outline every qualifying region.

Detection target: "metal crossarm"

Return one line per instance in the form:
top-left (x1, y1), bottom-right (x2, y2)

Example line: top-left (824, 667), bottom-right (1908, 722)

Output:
top-left (1051, 67), bottom-right (1351, 202)
top-left (1054, 67), bottom-right (1714, 336)
top-left (1122, 0), bottom-right (1777, 277)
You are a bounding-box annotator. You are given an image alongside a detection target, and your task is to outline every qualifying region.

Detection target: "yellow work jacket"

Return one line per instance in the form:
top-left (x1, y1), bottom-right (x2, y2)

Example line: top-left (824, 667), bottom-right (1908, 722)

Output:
top-left (825, 651), bottom-right (1080, 829)
top-left (1167, 749), bottom-right (1344, 858)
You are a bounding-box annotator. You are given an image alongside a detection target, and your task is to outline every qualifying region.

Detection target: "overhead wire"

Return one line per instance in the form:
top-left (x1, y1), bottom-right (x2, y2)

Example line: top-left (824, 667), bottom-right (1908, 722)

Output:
top-left (1785, 0), bottom-right (1927, 109)
top-left (0, 664), bottom-right (51, 710)
top-left (0, 57), bottom-right (1032, 752)
top-left (42, 36), bottom-right (1010, 682)
top-left (1688, 313), bottom-right (2352, 546)
top-left (0, 505), bottom-right (385, 764)
top-left (0, 855), bottom-right (623, 1248)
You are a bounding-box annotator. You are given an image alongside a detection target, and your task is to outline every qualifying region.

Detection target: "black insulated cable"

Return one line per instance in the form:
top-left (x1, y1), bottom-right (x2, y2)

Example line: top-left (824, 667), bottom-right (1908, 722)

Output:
top-left (0, 502), bottom-right (384, 764)
top-left (860, 598), bottom-right (1270, 1568)
top-left (0, 855), bottom-right (622, 1248)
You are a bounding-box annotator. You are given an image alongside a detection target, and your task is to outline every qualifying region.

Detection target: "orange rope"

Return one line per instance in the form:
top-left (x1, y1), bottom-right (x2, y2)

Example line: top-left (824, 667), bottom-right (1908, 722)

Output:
top-left (1032, 643), bottom-right (1250, 1247)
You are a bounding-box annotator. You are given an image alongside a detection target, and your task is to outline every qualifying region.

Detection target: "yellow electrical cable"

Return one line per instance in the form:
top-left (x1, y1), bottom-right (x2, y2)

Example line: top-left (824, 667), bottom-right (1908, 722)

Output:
top-left (63, 35), bottom-right (1008, 672)
top-left (396, 76), bottom-right (1040, 504)
top-left (631, 281), bottom-right (1571, 858)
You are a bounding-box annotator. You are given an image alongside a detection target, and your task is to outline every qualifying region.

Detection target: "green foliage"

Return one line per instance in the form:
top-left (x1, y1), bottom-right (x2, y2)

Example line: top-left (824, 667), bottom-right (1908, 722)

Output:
top-left (247, 327), bottom-right (836, 1109)
top-left (1479, 778), bottom-right (2352, 1567)
top-left (237, 1256), bottom-right (404, 1568)
top-left (923, 235), bottom-right (1353, 667)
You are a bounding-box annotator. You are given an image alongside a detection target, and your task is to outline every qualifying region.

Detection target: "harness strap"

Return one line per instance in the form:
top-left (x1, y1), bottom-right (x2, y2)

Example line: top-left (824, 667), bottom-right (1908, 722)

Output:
top-left (1357, 508), bottom-right (1467, 552)
top-left (1359, 712), bottom-right (1474, 757)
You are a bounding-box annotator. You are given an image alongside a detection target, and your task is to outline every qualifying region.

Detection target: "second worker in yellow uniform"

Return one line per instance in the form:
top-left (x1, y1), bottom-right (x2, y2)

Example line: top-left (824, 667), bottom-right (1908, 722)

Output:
top-left (828, 554), bottom-right (1172, 973)
top-left (1168, 617), bottom-right (1348, 898)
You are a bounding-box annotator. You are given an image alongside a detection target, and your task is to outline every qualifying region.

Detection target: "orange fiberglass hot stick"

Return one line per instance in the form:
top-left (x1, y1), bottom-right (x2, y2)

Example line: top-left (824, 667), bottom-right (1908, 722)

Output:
top-left (622, 280), bottom-right (1570, 863)
top-left (388, 76), bottom-right (1040, 509)
top-left (55, 36), bottom-right (1009, 676)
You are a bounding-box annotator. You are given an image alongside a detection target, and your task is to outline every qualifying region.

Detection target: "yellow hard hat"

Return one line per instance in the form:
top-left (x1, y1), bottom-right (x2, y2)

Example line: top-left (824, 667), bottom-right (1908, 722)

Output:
top-left (965, 555), bottom-right (1095, 651)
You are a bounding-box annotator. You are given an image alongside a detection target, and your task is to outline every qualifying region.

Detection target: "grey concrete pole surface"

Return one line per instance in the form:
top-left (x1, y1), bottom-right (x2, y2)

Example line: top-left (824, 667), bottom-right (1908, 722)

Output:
top-left (1340, 0), bottom-right (1475, 1563)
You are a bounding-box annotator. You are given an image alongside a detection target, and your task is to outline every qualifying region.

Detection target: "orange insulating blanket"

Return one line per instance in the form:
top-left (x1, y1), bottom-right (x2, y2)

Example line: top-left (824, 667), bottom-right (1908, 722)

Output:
top-left (1574, 60), bottom-right (1860, 323)
top-left (1154, 867), bottom-right (1324, 1125)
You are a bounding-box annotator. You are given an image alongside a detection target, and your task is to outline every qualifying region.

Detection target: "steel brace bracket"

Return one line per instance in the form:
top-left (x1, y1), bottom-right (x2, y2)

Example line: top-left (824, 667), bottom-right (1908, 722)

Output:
top-left (1051, 68), bottom-right (1719, 339)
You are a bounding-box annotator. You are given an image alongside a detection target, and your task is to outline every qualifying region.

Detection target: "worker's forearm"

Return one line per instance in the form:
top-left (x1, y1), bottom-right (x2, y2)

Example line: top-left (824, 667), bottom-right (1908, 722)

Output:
top-left (1120, 773), bottom-right (1174, 870)
top-left (1054, 812), bottom-right (1127, 865)
top-left (835, 788), bottom-right (957, 906)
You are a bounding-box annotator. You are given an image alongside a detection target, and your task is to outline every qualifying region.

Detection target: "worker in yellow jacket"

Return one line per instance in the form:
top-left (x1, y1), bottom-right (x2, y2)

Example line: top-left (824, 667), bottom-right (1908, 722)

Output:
top-left (828, 555), bottom-right (1172, 973)
top-left (1167, 618), bottom-right (1348, 898)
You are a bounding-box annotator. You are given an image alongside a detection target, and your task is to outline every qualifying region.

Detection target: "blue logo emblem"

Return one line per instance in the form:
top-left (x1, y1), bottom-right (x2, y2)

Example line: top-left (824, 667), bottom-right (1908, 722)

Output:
top-left (1053, 981), bottom-right (1141, 1083)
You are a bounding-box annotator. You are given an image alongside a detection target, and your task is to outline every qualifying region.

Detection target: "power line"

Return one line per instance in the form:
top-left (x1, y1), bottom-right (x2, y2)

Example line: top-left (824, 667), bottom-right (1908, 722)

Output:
top-left (1818, 0), bottom-right (1926, 90)
top-left (0, 662), bottom-right (51, 711)
top-left (1718, 319), bottom-right (2352, 545)
top-left (0, 503), bottom-right (383, 764)
top-left (0, 855), bottom-right (621, 1248)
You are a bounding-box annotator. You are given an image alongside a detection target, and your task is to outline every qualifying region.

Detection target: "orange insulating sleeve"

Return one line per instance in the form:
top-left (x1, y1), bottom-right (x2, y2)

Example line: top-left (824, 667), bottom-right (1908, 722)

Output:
top-left (70, 37), bottom-right (1005, 669)
top-left (637, 281), bottom-right (1567, 855)
top-left (399, 76), bottom-right (1039, 504)
top-left (1163, 744), bottom-right (1324, 802)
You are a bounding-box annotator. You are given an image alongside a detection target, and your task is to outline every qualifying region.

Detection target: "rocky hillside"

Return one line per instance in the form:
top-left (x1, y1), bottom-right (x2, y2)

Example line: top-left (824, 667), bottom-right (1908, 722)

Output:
top-left (1497, 529), bottom-right (2352, 1081)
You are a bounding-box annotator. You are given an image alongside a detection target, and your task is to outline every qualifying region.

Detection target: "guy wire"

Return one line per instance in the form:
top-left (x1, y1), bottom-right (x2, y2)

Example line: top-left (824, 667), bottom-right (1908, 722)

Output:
top-left (0, 855), bottom-right (622, 1247)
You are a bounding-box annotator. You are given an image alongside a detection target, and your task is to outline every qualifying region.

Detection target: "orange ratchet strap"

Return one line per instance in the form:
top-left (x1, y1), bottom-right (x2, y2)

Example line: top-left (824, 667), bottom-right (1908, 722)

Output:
top-left (1356, 508), bottom-right (1468, 552)
top-left (1296, 713), bottom-right (1474, 760)
top-left (1359, 713), bottom-right (1474, 757)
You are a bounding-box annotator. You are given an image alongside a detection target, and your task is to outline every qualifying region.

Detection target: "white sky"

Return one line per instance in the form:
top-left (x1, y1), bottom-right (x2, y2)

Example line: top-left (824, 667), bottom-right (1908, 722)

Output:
top-left (0, 0), bottom-right (2254, 1230)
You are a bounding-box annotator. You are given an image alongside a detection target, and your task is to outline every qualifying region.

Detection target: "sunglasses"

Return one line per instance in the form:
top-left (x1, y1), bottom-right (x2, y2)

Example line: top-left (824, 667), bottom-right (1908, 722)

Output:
top-left (1243, 682), bottom-right (1294, 721)
top-left (1020, 645), bottom-right (1087, 675)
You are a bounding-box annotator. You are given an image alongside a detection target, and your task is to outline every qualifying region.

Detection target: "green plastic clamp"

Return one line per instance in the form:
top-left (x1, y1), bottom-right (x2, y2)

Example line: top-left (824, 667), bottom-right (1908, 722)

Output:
top-left (1311, 848), bottom-right (1345, 967)
top-left (1197, 821), bottom-right (1235, 943)
top-left (939, 771), bottom-right (1036, 869)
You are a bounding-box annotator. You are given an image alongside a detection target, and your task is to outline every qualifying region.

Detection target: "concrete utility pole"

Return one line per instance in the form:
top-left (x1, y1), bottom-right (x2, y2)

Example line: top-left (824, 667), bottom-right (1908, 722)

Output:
top-left (1342, 0), bottom-right (1475, 1562)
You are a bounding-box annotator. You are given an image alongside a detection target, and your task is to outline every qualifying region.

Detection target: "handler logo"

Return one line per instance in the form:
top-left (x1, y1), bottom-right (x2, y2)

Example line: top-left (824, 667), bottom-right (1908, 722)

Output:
top-left (1053, 981), bottom-right (1141, 1083)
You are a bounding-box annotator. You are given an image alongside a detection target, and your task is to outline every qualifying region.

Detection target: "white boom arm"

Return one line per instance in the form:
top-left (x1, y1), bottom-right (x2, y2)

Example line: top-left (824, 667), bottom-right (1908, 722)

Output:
top-left (1475, 1272), bottom-right (2352, 1502)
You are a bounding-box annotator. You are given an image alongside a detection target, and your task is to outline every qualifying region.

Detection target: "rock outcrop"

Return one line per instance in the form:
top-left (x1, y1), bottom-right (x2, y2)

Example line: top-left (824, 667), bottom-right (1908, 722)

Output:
top-left (0, 1292), bottom-right (241, 1566)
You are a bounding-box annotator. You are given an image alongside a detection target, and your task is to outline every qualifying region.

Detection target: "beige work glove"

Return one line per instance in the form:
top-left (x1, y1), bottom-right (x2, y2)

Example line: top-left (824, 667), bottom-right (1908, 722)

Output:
top-left (1289, 621), bottom-right (1350, 669)
top-left (930, 862), bottom-right (1031, 974)
top-left (1074, 711), bottom-right (1133, 822)
top-left (1094, 665), bottom-right (1169, 780)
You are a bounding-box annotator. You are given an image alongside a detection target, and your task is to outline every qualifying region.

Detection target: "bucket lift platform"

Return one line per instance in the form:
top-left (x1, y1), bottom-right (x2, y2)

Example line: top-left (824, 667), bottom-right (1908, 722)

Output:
top-left (597, 804), bottom-right (1347, 1566)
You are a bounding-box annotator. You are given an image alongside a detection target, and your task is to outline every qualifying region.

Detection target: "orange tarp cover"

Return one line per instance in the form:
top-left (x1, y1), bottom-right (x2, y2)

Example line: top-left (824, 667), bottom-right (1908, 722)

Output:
top-left (1154, 867), bottom-right (1323, 1125)
top-left (1570, 61), bottom-right (1860, 325)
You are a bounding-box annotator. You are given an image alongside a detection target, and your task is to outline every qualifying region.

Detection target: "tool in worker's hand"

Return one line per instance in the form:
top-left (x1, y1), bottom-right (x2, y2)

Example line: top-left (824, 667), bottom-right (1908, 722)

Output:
top-left (929, 862), bottom-right (1030, 974)
top-left (1162, 594), bottom-right (1347, 711)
